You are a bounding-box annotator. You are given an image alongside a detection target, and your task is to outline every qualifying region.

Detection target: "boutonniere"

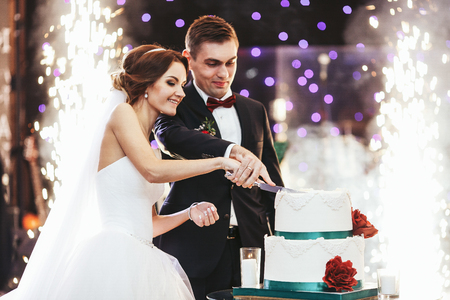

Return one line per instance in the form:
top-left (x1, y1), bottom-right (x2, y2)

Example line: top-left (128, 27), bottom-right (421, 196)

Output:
top-left (195, 117), bottom-right (216, 136)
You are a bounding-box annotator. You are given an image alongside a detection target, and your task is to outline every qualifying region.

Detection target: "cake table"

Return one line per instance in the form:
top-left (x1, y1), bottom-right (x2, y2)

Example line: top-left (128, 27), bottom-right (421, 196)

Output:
top-left (232, 283), bottom-right (378, 300)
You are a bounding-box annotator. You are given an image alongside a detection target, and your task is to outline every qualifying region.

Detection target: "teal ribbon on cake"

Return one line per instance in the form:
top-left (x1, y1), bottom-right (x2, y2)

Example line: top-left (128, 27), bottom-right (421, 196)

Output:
top-left (275, 230), bottom-right (353, 240)
top-left (263, 279), bottom-right (364, 292)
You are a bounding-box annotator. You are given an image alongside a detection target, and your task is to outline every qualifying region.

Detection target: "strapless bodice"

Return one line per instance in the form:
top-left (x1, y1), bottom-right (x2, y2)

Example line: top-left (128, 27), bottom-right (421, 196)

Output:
top-left (96, 157), bottom-right (164, 242)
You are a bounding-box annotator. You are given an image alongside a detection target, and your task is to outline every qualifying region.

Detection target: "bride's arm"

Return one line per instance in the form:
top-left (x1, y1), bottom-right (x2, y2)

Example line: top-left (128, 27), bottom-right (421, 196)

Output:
top-left (152, 202), bottom-right (219, 237)
top-left (107, 103), bottom-right (243, 185)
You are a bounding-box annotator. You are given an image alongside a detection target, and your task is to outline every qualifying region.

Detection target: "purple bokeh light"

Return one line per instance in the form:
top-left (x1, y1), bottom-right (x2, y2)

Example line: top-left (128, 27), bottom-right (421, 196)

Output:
top-left (42, 42), bottom-right (50, 50)
top-left (297, 76), bottom-right (307, 86)
top-left (387, 53), bottom-right (395, 62)
top-left (304, 69), bottom-right (314, 79)
top-left (446, 40), bottom-right (450, 48)
top-left (117, 0), bottom-right (126, 5)
top-left (372, 134), bottom-right (382, 141)
top-left (142, 13), bottom-right (151, 22)
top-left (329, 50), bottom-right (338, 60)
top-left (324, 94), bottom-right (333, 104)
top-left (311, 112), bottom-right (321, 122)
top-left (292, 59), bottom-right (301, 69)
top-left (280, 0), bottom-right (290, 7)
top-left (317, 22), bottom-right (326, 31)
top-left (278, 32), bottom-right (288, 41)
top-left (273, 123), bottom-right (283, 133)
top-left (252, 12), bottom-right (261, 20)
top-left (265, 77), bottom-right (275, 87)
top-left (297, 127), bottom-right (307, 137)
top-left (251, 47), bottom-right (261, 57)
top-left (396, 31), bottom-right (405, 40)
top-left (38, 104), bottom-right (46, 113)
top-left (356, 43), bottom-right (365, 52)
top-left (53, 69), bottom-right (61, 77)
top-left (175, 19), bottom-right (185, 27)
top-left (298, 162), bottom-right (308, 172)
top-left (330, 127), bottom-right (340, 136)
top-left (298, 39), bottom-right (309, 49)
top-left (300, 0), bottom-right (310, 6)
top-left (343, 5), bottom-right (352, 14)
top-left (150, 140), bottom-right (159, 149)
top-left (286, 101), bottom-right (293, 111)
top-left (353, 71), bottom-right (362, 80)
top-left (354, 112), bottom-right (363, 122)
top-left (309, 83), bottom-right (319, 93)
top-left (240, 89), bottom-right (249, 97)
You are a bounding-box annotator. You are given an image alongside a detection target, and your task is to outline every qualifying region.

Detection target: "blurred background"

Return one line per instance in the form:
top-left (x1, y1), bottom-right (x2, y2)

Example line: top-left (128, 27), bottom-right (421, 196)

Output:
top-left (1, 0), bottom-right (449, 298)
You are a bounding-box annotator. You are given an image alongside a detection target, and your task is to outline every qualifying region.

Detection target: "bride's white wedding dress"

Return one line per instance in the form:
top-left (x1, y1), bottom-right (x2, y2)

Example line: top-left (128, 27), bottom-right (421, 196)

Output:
top-left (2, 156), bottom-right (194, 300)
top-left (51, 156), bottom-right (195, 299)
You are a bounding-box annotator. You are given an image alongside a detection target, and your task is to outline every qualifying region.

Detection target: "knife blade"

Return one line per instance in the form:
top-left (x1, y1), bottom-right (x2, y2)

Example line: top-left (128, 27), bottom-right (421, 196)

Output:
top-left (224, 171), bottom-right (303, 193)
top-left (253, 182), bottom-right (303, 193)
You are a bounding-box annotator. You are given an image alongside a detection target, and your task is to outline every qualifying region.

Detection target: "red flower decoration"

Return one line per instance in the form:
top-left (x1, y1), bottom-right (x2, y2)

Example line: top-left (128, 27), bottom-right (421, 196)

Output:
top-left (195, 117), bottom-right (216, 136)
top-left (352, 208), bottom-right (378, 238)
top-left (323, 256), bottom-right (358, 292)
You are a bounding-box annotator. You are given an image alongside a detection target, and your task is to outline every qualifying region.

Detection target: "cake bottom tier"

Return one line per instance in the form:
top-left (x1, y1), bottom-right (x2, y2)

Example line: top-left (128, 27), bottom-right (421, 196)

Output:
top-left (264, 235), bottom-right (365, 292)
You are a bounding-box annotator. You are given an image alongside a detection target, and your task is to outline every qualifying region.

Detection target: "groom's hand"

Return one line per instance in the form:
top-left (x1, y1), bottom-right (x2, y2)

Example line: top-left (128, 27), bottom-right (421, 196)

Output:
top-left (229, 145), bottom-right (275, 189)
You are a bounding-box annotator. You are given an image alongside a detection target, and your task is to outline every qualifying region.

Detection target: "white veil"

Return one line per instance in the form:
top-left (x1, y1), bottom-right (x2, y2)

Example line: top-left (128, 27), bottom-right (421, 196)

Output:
top-left (2, 90), bottom-right (126, 299)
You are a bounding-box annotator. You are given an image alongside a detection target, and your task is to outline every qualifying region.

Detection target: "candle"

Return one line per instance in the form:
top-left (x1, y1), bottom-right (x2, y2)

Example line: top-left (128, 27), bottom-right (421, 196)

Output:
top-left (380, 274), bottom-right (396, 295)
top-left (241, 258), bottom-right (258, 287)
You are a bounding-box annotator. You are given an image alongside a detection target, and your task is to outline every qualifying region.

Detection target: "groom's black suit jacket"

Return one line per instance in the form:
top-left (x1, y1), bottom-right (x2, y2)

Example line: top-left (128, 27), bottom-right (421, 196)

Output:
top-left (154, 82), bottom-right (283, 279)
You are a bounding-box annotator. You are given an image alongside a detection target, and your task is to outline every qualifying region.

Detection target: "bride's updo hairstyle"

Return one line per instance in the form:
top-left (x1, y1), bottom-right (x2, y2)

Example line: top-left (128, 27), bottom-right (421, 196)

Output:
top-left (111, 44), bottom-right (188, 106)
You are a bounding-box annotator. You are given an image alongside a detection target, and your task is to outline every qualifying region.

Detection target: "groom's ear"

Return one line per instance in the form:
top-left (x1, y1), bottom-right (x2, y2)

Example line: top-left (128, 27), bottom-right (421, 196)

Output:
top-left (182, 49), bottom-right (192, 64)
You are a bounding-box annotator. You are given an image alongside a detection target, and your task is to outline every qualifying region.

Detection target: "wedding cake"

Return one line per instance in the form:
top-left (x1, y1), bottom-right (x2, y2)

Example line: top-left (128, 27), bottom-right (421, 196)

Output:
top-left (263, 188), bottom-right (377, 293)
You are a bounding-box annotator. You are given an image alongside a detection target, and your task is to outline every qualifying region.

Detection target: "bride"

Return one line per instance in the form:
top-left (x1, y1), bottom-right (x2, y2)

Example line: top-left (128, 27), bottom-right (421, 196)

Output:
top-left (1, 44), bottom-right (243, 299)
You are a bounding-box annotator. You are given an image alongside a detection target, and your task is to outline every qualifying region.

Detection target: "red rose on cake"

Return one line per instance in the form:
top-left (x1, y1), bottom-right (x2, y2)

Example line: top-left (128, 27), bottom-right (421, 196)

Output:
top-left (352, 208), bottom-right (378, 238)
top-left (323, 256), bottom-right (358, 292)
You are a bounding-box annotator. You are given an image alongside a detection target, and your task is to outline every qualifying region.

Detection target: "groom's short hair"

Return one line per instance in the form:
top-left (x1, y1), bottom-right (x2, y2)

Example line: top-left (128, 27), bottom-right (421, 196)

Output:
top-left (185, 15), bottom-right (239, 60)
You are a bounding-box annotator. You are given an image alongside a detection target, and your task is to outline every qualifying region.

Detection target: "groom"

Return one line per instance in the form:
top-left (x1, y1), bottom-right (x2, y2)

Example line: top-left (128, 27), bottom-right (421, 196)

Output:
top-left (154, 15), bottom-right (284, 299)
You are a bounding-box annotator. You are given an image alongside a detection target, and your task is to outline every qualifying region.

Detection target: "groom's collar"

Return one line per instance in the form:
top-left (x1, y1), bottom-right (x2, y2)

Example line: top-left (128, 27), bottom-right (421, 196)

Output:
top-left (192, 80), bottom-right (233, 105)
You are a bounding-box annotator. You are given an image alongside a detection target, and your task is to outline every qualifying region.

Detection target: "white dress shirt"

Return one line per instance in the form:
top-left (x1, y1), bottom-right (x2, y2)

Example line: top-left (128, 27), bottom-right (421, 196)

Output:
top-left (193, 81), bottom-right (240, 226)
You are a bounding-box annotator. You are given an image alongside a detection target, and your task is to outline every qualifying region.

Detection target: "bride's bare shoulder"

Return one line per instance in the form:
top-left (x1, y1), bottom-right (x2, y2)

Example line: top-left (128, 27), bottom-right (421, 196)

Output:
top-left (109, 103), bottom-right (136, 122)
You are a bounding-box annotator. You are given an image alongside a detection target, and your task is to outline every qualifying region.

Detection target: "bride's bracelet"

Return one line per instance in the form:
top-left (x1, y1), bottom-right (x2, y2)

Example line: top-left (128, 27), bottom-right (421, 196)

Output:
top-left (188, 202), bottom-right (199, 221)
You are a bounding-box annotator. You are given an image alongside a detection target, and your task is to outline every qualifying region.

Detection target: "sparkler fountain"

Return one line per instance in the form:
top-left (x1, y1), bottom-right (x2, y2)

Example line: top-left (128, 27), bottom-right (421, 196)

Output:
top-left (351, 0), bottom-right (450, 298)
top-left (35, 0), bottom-right (125, 214)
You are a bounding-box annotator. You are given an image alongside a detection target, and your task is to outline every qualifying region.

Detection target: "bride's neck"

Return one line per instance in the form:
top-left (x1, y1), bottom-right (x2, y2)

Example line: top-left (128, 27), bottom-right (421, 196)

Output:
top-left (134, 102), bottom-right (157, 139)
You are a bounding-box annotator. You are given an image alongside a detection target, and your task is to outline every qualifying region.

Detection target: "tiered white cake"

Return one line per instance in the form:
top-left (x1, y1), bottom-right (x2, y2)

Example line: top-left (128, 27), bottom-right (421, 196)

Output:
top-left (263, 189), bottom-right (365, 292)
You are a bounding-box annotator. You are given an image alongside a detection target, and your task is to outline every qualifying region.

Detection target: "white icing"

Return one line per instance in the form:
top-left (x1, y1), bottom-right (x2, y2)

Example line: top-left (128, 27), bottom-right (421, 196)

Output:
top-left (264, 235), bottom-right (365, 283)
top-left (274, 189), bottom-right (353, 233)
top-left (264, 188), bottom-right (365, 287)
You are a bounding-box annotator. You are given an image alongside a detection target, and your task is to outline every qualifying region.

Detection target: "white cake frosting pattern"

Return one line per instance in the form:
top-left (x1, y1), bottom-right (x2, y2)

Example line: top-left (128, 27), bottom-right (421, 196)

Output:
top-left (264, 188), bottom-right (365, 292)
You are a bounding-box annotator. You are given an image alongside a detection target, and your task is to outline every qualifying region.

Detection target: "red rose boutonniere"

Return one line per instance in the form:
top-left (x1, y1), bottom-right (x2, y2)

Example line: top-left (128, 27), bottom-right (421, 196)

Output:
top-left (195, 117), bottom-right (216, 136)
top-left (323, 256), bottom-right (358, 292)
top-left (352, 208), bottom-right (378, 238)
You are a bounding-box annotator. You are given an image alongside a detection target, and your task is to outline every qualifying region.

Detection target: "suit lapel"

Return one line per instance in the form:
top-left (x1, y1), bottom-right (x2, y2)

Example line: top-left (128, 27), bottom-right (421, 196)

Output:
top-left (233, 93), bottom-right (250, 148)
top-left (183, 83), bottom-right (222, 139)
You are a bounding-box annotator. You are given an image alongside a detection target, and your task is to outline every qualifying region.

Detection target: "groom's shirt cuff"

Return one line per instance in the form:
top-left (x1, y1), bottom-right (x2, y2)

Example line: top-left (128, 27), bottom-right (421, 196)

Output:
top-left (224, 144), bottom-right (236, 158)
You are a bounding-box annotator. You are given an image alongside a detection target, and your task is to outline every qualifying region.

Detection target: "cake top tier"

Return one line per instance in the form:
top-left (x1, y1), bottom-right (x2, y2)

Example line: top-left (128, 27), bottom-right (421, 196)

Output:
top-left (274, 189), bottom-right (353, 235)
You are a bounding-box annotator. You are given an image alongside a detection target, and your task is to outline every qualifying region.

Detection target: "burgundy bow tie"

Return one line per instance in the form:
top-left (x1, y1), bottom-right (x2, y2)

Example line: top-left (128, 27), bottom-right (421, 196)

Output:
top-left (206, 95), bottom-right (236, 112)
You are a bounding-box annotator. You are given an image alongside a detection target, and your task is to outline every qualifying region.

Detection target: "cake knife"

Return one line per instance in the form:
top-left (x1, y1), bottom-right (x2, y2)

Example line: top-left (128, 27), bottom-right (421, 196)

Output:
top-left (225, 172), bottom-right (303, 193)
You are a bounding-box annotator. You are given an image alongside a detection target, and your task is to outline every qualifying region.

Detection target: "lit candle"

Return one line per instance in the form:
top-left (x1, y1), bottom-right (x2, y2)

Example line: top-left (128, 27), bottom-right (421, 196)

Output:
top-left (241, 258), bottom-right (258, 287)
top-left (380, 274), bottom-right (396, 294)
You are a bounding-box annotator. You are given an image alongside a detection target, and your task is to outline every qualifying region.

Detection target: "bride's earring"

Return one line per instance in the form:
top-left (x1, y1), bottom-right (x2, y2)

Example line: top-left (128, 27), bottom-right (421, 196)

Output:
top-left (144, 92), bottom-right (148, 99)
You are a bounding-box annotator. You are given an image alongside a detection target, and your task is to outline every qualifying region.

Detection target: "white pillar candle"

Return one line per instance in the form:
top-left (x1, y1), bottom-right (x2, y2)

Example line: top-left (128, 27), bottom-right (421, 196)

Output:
top-left (380, 274), bottom-right (396, 294)
top-left (241, 258), bottom-right (258, 287)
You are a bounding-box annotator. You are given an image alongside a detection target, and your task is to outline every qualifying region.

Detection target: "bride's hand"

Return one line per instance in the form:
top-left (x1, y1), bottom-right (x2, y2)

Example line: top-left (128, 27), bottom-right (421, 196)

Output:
top-left (220, 157), bottom-right (240, 178)
top-left (190, 202), bottom-right (219, 227)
